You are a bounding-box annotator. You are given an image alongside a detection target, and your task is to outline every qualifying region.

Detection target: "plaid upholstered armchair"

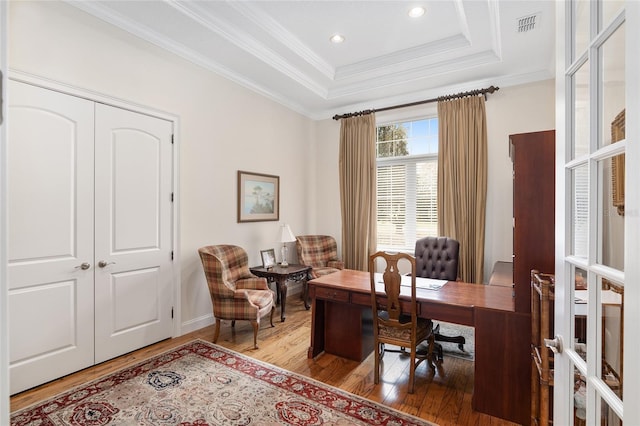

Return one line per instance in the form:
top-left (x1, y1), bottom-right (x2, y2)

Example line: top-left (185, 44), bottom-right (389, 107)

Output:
top-left (295, 235), bottom-right (344, 279)
top-left (198, 245), bottom-right (275, 349)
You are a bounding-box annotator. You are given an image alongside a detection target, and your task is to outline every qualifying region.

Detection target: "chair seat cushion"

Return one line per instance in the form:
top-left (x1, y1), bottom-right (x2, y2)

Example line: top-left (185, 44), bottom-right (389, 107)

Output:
top-left (246, 289), bottom-right (275, 309)
top-left (378, 312), bottom-right (433, 341)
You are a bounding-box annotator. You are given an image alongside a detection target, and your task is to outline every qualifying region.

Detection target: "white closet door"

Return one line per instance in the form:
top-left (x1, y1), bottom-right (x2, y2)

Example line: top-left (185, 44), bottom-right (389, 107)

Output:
top-left (7, 81), bottom-right (95, 394)
top-left (93, 104), bottom-right (173, 362)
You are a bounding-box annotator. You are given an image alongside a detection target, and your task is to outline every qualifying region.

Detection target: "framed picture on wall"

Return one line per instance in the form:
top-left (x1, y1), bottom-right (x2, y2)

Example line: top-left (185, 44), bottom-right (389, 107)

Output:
top-left (237, 170), bottom-right (280, 222)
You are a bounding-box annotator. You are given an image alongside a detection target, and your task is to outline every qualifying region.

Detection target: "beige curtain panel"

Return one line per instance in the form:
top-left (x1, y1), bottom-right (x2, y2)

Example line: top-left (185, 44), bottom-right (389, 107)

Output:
top-left (339, 114), bottom-right (377, 271)
top-left (437, 96), bottom-right (488, 284)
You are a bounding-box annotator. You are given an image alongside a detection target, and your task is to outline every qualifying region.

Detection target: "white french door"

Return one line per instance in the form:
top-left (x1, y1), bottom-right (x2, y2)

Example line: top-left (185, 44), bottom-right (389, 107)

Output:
top-left (7, 80), bottom-right (174, 393)
top-left (555, 1), bottom-right (639, 425)
top-left (93, 103), bottom-right (174, 363)
top-left (8, 81), bottom-right (96, 394)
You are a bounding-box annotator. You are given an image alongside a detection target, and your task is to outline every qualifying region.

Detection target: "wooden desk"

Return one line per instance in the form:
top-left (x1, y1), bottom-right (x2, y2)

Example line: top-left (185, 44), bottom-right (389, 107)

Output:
top-left (307, 269), bottom-right (531, 426)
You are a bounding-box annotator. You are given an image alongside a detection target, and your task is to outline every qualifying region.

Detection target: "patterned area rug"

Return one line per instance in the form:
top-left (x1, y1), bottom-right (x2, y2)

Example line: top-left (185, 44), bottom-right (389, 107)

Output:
top-left (11, 340), bottom-right (437, 426)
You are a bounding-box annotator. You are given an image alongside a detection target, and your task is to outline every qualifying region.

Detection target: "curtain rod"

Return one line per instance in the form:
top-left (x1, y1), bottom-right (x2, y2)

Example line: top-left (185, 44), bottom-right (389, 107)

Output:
top-left (332, 85), bottom-right (500, 120)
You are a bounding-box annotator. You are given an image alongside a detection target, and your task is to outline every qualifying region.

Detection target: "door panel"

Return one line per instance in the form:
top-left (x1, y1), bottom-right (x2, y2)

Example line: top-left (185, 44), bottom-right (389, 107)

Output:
top-left (7, 80), bottom-right (95, 394)
top-left (111, 128), bottom-right (162, 251)
top-left (111, 267), bottom-right (162, 333)
top-left (94, 104), bottom-right (173, 363)
top-left (10, 280), bottom-right (81, 360)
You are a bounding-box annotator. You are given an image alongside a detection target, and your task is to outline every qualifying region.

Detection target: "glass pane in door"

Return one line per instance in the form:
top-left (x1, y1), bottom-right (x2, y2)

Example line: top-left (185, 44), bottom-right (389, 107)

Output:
top-left (600, 397), bottom-right (622, 425)
top-left (574, 60), bottom-right (590, 158)
top-left (602, 1), bottom-right (624, 29)
top-left (572, 165), bottom-right (589, 257)
top-left (601, 24), bottom-right (625, 148)
top-left (599, 157), bottom-right (625, 270)
top-left (574, 0), bottom-right (590, 59)
top-left (600, 276), bottom-right (623, 398)
top-left (574, 362), bottom-right (587, 425)
top-left (574, 266), bottom-right (588, 362)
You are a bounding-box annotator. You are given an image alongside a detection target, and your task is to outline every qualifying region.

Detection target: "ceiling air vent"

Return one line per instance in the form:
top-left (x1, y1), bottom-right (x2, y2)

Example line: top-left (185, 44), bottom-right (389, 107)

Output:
top-left (517, 13), bottom-right (540, 33)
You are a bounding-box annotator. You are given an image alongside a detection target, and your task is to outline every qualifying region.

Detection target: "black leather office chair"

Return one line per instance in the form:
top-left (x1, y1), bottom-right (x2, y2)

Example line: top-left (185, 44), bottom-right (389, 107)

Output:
top-left (414, 236), bottom-right (463, 361)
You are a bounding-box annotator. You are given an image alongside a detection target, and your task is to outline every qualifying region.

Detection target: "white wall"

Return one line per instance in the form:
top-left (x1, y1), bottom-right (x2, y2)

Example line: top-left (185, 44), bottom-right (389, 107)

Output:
top-left (314, 79), bottom-right (556, 283)
top-left (8, 1), bottom-right (315, 334)
top-left (484, 80), bottom-right (555, 282)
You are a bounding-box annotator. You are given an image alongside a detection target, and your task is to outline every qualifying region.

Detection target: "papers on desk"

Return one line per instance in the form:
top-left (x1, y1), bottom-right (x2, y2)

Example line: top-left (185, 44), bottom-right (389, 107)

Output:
top-left (574, 289), bottom-right (622, 316)
top-left (574, 289), bottom-right (622, 305)
top-left (375, 273), bottom-right (448, 291)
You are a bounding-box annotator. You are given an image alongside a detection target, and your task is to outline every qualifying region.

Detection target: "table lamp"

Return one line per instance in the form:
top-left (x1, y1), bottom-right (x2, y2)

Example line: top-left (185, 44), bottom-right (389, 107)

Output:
top-left (279, 223), bottom-right (296, 267)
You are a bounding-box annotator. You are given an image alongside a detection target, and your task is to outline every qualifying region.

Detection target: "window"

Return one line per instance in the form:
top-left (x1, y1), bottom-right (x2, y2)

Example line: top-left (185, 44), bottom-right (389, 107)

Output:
top-left (376, 117), bottom-right (438, 252)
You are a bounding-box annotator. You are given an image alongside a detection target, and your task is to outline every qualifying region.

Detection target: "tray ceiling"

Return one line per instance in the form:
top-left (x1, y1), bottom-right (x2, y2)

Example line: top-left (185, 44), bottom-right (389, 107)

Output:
top-left (69, 0), bottom-right (555, 119)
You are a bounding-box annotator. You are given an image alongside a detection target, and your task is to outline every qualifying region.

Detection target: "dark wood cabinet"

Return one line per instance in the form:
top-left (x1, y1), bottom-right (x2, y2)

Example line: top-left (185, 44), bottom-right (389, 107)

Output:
top-left (510, 130), bottom-right (556, 313)
top-left (500, 129), bottom-right (555, 426)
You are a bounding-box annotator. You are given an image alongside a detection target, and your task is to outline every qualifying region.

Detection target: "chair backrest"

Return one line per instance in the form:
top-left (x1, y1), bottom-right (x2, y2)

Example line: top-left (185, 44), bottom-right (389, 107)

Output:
top-left (414, 236), bottom-right (459, 281)
top-left (296, 235), bottom-right (338, 268)
top-left (369, 251), bottom-right (418, 327)
top-left (198, 245), bottom-right (252, 298)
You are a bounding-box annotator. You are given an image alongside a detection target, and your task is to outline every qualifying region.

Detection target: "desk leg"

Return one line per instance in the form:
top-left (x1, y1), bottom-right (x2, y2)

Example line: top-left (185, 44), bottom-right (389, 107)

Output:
top-left (302, 277), bottom-right (310, 310)
top-left (308, 287), bottom-right (325, 358)
top-left (276, 277), bottom-right (288, 322)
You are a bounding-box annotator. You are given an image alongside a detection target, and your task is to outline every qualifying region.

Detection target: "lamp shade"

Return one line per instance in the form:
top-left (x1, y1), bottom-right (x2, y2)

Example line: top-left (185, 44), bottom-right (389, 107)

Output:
top-left (279, 224), bottom-right (296, 243)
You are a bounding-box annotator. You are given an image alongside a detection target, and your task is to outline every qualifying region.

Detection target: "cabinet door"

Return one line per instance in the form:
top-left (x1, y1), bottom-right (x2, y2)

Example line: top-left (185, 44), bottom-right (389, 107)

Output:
top-left (7, 81), bottom-right (95, 394)
top-left (511, 130), bottom-right (555, 313)
top-left (93, 104), bottom-right (174, 363)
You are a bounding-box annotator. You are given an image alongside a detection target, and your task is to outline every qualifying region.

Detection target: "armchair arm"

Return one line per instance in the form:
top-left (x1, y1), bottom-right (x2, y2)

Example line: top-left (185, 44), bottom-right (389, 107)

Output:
top-left (327, 260), bottom-right (344, 270)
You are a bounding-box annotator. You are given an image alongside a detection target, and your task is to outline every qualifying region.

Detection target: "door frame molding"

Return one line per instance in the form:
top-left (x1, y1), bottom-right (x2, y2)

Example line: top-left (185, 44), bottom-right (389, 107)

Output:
top-left (8, 69), bottom-right (182, 339)
top-left (1, 2), bottom-right (10, 424)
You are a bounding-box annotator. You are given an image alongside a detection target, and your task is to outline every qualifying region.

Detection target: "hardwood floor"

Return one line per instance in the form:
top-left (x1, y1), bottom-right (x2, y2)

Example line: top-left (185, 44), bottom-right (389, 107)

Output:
top-left (10, 296), bottom-right (520, 426)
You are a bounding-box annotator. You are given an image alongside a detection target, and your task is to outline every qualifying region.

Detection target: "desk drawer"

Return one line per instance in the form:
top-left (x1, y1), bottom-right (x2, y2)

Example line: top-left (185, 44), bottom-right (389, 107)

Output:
top-left (353, 293), bottom-right (421, 315)
top-left (315, 287), bottom-right (350, 303)
top-left (428, 303), bottom-right (473, 326)
top-left (351, 292), bottom-right (371, 306)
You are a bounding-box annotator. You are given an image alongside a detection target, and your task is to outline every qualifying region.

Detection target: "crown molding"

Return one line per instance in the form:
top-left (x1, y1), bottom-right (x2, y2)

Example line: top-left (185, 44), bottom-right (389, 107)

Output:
top-left (226, 1), bottom-right (336, 80)
top-left (487, 0), bottom-right (503, 59)
top-left (329, 50), bottom-right (501, 99)
top-left (452, 0), bottom-right (472, 41)
top-left (166, 0), bottom-right (328, 98)
top-left (312, 71), bottom-right (554, 121)
top-left (335, 34), bottom-right (471, 80)
top-left (65, 0), bottom-right (314, 118)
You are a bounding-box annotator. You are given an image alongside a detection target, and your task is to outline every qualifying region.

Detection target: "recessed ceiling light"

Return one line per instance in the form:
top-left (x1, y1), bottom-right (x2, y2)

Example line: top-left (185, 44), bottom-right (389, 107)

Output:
top-left (408, 7), bottom-right (425, 18)
top-left (330, 34), bottom-right (345, 44)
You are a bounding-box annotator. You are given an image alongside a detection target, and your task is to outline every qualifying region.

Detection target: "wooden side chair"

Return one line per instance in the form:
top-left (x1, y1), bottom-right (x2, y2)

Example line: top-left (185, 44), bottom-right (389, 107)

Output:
top-left (198, 245), bottom-right (275, 349)
top-left (369, 251), bottom-right (435, 393)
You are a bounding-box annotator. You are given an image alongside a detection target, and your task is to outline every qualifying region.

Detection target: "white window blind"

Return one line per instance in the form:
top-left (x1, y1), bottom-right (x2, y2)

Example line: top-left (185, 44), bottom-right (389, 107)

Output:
top-left (376, 118), bottom-right (438, 252)
top-left (573, 165), bottom-right (589, 258)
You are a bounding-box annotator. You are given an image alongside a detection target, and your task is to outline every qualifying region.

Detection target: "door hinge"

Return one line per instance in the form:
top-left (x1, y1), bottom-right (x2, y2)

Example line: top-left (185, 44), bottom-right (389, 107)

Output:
top-left (171, 134), bottom-right (174, 144)
top-left (171, 251), bottom-right (174, 260)
top-left (171, 192), bottom-right (174, 202)
top-left (171, 307), bottom-right (174, 319)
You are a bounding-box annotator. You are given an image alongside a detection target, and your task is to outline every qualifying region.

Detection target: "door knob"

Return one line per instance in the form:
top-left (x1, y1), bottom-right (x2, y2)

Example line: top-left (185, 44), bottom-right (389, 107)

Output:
top-left (75, 262), bottom-right (91, 270)
top-left (544, 335), bottom-right (564, 354)
top-left (98, 261), bottom-right (116, 268)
